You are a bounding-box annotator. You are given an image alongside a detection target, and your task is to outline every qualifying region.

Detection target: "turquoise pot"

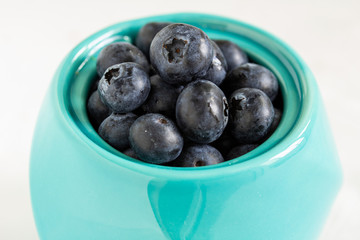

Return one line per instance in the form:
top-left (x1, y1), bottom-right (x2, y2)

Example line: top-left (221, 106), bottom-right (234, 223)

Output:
top-left (30, 13), bottom-right (342, 240)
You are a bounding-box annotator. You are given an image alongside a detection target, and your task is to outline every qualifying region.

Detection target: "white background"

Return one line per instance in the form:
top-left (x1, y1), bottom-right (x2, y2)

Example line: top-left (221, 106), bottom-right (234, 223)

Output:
top-left (1, 0), bottom-right (359, 239)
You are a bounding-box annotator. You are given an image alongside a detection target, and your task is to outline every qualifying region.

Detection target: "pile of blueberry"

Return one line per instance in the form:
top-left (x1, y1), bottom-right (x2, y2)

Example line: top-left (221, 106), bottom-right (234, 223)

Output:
top-left (87, 22), bottom-right (282, 167)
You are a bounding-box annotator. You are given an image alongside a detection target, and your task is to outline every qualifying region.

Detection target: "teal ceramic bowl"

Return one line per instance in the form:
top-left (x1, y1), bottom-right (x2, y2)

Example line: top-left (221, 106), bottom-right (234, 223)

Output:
top-left (30, 13), bottom-right (342, 240)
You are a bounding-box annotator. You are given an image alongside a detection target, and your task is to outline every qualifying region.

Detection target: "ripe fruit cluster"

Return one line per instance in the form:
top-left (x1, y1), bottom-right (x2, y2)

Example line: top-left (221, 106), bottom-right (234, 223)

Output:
top-left (87, 22), bottom-right (282, 167)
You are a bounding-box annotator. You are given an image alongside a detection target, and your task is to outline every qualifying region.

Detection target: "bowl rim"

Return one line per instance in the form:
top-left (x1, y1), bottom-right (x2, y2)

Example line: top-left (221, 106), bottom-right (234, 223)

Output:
top-left (54, 12), bottom-right (317, 179)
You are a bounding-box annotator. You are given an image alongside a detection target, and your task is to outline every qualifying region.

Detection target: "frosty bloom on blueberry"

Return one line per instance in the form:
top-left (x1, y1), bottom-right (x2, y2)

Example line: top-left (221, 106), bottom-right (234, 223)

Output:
top-left (176, 80), bottom-right (229, 144)
top-left (229, 88), bottom-right (275, 143)
top-left (150, 23), bottom-right (214, 85)
top-left (129, 113), bottom-right (184, 164)
top-left (98, 62), bottom-right (150, 113)
top-left (87, 21), bottom-right (283, 167)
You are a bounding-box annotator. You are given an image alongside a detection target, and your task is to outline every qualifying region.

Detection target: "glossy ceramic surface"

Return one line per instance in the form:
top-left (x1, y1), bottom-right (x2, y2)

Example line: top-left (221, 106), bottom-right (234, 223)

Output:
top-left (30, 13), bottom-right (342, 240)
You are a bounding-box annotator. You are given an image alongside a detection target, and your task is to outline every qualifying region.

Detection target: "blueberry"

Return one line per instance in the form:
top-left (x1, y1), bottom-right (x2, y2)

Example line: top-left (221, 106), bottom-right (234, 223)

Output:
top-left (229, 88), bottom-right (274, 143)
top-left (129, 113), bottom-right (183, 164)
top-left (226, 144), bottom-right (259, 161)
top-left (214, 39), bottom-right (248, 71)
top-left (222, 63), bottom-right (279, 101)
top-left (87, 90), bottom-right (111, 128)
top-left (171, 145), bottom-right (224, 167)
top-left (98, 62), bottom-right (151, 113)
top-left (141, 75), bottom-right (179, 117)
top-left (96, 42), bottom-right (149, 77)
top-left (135, 22), bottom-right (170, 58)
top-left (176, 80), bottom-right (228, 144)
top-left (98, 113), bottom-right (137, 151)
top-left (150, 23), bottom-right (214, 85)
top-left (122, 148), bottom-right (139, 160)
top-left (203, 41), bottom-right (228, 86)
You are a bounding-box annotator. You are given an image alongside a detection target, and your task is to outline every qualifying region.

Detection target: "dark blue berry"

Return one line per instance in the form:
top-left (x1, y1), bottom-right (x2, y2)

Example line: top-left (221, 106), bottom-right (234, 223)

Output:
top-left (203, 41), bottom-right (228, 86)
top-left (141, 75), bottom-right (179, 117)
top-left (87, 91), bottom-right (111, 128)
top-left (176, 80), bottom-right (228, 144)
top-left (129, 113), bottom-right (183, 164)
top-left (214, 39), bottom-right (248, 71)
top-left (98, 113), bottom-right (137, 151)
top-left (226, 144), bottom-right (259, 161)
top-left (223, 63), bottom-right (279, 101)
top-left (229, 88), bottom-right (274, 143)
top-left (98, 62), bottom-right (151, 113)
top-left (150, 24), bottom-right (214, 85)
top-left (96, 42), bottom-right (149, 77)
top-left (135, 22), bottom-right (170, 58)
top-left (171, 145), bottom-right (224, 167)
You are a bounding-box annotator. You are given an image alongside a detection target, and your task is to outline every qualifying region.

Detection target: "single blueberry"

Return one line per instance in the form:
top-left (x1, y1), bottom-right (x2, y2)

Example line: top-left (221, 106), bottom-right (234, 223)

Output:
top-left (98, 113), bottom-right (137, 151)
top-left (129, 113), bottom-right (183, 164)
top-left (203, 41), bottom-right (228, 86)
top-left (222, 63), bottom-right (279, 101)
top-left (171, 145), bottom-right (224, 167)
top-left (229, 88), bottom-right (274, 143)
top-left (96, 42), bottom-right (149, 77)
top-left (87, 90), bottom-right (111, 128)
top-left (226, 144), bottom-right (259, 161)
top-left (150, 23), bottom-right (214, 85)
top-left (122, 148), bottom-right (139, 160)
top-left (98, 62), bottom-right (151, 113)
top-left (176, 80), bottom-right (229, 144)
top-left (214, 39), bottom-right (248, 71)
top-left (135, 22), bottom-right (170, 58)
top-left (141, 75), bottom-right (180, 117)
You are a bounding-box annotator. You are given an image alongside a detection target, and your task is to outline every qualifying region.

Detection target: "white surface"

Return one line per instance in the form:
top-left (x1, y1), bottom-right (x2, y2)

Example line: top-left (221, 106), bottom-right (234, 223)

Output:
top-left (0, 0), bottom-right (359, 239)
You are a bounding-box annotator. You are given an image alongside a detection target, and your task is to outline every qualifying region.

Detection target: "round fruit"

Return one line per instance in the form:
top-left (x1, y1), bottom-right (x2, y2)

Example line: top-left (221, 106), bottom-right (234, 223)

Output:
top-left (229, 88), bottom-right (274, 143)
top-left (176, 80), bottom-right (228, 143)
top-left (129, 113), bottom-right (183, 164)
top-left (150, 23), bottom-right (214, 85)
top-left (98, 62), bottom-right (151, 113)
top-left (98, 113), bottom-right (137, 151)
